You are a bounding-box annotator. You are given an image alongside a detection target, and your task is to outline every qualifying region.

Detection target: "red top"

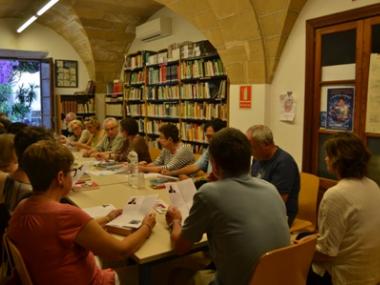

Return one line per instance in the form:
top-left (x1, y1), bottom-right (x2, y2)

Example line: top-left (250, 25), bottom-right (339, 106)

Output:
top-left (8, 198), bottom-right (115, 285)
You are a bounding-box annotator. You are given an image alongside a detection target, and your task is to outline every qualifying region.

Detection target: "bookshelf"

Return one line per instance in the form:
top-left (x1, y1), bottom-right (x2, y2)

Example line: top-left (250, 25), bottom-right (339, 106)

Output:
top-left (58, 94), bottom-right (95, 131)
top-left (123, 41), bottom-right (229, 153)
top-left (105, 80), bottom-right (124, 119)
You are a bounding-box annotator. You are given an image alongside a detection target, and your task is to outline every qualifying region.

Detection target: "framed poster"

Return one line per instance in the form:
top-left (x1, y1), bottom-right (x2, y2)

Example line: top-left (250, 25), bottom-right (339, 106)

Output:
top-left (55, 59), bottom-right (78, 88)
top-left (326, 87), bottom-right (354, 130)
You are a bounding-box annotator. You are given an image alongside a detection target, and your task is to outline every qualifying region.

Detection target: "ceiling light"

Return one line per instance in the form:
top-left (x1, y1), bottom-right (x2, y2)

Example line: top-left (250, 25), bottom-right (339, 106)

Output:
top-left (36, 0), bottom-right (60, 16)
top-left (16, 0), bottom-right (60, 33)
top-left (16, 16), bottom-right (38, 33)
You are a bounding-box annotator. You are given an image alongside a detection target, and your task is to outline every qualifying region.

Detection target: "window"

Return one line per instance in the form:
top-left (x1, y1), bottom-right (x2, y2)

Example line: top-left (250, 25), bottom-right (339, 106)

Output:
top-left (304, 4), bottom-right (380, 190)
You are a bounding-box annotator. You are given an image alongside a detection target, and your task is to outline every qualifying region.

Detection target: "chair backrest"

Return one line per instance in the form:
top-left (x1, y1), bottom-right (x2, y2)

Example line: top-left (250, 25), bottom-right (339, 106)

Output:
top-left (249, 235), bottom-right (317, 285)
top-left (297, 172), bottom-right (319, 228)
top-left (149, 147), bottom-right (161, 161)
top-left (3, 234), bottom-right (33, 285)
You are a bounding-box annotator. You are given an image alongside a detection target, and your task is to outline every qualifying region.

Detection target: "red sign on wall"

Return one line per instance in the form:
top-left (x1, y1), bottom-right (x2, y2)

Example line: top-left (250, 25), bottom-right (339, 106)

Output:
top-left (240, 86), bottom-right (252, 109)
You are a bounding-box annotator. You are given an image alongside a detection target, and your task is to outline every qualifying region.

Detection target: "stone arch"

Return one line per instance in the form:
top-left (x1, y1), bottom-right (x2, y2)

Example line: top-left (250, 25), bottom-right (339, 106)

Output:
top-left (154, 0), bottom-right (306, 84)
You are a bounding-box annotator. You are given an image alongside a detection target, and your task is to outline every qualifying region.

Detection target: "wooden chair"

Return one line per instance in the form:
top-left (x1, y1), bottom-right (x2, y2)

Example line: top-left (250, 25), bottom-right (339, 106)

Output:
top-left (290, 172), bottom-right (319, 233)
top-left (3, 234), bottom-right (33, 285)
top-left (249, 235), bottom-right (317, 285)
top-left (149, 147), bottom-right (161, 161)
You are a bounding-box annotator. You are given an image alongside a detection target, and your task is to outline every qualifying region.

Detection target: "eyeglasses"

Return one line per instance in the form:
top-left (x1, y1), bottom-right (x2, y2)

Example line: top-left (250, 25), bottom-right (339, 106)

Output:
top-left (105, 126), bottom-right (117, 132)
top-left (70, 165), bottom-right (83, 177)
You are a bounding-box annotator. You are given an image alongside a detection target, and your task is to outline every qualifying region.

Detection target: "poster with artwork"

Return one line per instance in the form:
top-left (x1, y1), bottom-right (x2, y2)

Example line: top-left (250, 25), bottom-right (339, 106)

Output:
top-left (326, 88), bottom-right (354, 130)
top-left (55, 59), bottom-right (78, 88)
top-left (280, 92), bottom-right (296, 122)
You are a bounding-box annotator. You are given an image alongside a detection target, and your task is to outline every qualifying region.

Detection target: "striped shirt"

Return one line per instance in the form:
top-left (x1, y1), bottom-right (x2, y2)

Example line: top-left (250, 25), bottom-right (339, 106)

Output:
top-left (153, 143), bottom-right (194, 171)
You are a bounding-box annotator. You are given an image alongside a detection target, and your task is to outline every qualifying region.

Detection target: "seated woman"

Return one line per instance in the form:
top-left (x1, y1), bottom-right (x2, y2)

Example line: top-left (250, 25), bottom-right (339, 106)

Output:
top-left (0, 134), bottom-right (18, 174)
top-left (68, 120), bottom-right (90, 143)
top-left (8, 140), bottom-right (156, 285)
top-left (111, 117), bottom-right (151, 163)
top-left (309, 133), bottom-right (380, 285)
top-left (3, 126), bottom-right (53, 213)
top-left (139, 123), bottom-right (194, 173)
top-left (70, 118), bottom-right (104, 150)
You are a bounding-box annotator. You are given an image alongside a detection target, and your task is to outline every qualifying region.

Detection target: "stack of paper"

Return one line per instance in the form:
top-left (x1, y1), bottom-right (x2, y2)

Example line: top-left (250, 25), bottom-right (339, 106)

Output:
top-left (106, 195), bottom-right (158, 235)
top-left (165, 179), bottom-right (197, 223)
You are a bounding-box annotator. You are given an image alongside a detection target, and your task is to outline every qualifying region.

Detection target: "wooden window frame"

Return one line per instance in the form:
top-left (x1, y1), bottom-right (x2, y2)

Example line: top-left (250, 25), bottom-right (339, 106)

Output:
top-left (303, 3), bottom-right (380, 190)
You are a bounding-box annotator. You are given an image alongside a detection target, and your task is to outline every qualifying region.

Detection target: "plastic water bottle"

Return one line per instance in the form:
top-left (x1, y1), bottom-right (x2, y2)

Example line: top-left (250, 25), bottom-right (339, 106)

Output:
top-left (127, 150), bottom-right (139, 188)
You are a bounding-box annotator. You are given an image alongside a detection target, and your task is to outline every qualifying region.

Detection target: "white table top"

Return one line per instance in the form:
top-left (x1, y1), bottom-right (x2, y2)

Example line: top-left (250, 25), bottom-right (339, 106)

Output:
top-left (68, 181), bottom-right (207, 264)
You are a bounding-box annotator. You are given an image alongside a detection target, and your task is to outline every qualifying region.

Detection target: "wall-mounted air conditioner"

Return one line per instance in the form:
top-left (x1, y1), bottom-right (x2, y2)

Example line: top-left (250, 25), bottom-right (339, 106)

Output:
top-left (135, 17), bottom-right (172, 42)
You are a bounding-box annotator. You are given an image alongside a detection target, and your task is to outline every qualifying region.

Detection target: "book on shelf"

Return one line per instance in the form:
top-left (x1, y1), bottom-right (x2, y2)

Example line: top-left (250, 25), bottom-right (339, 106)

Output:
top-left (113, 79), bottom-right (123, 94)
top-left (106, 104), bottom-right (123, 117)
top-left (326, 88), bottom-right (354, 131)
top-left (105, 194), bottom-right (158, 235)
top-left (165, 178), bottom-right (197, 223)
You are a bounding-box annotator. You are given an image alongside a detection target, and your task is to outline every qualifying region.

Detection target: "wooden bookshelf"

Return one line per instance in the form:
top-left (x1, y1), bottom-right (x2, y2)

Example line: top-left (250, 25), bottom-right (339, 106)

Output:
top-left (123, 41), bottom-right (229, 153)
top-left (58, 94), bottom-right (95, 131)
top-left (105, 80), bottom-right (124, 118)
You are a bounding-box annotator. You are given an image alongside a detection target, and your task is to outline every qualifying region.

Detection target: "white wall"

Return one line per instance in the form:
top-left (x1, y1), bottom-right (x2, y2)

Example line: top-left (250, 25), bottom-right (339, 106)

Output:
top-left (0, 18), bottom-right (90, 96)
top-left (270, 0), bottom-right (380, 168)
top-left (228, 84), bottom-right (270, 131)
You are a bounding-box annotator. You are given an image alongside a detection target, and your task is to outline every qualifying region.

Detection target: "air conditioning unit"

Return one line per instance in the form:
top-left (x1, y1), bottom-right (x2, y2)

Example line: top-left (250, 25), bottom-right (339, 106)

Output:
top-left (135, 17), bottom-right (172, 42)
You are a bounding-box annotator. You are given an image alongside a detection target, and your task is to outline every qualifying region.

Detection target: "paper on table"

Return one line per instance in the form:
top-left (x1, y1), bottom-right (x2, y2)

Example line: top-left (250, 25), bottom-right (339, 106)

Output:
top-left (106, 195), bottom-right (158, 229)
top-left (165, 179), bottom-right (197, 224)
top-left (83, 204), bottom-right (116, 218)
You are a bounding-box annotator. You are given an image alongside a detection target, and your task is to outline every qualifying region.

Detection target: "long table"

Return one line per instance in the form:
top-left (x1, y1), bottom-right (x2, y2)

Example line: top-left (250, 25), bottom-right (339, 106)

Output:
top-left (68, 171), bottom-right (207, 285)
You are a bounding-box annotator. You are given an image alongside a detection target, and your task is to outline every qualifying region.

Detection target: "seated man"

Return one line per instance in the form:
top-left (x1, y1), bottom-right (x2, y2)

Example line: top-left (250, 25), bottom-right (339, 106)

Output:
top-left (61, 111), bottom-right (76, 137)
top-left (246, 125), bottom-right (300, 226)
top-left (139, 123), bottom-right (194, 173)
top-left (84, 117), bottom-right (124, 159)
top-left (114, 117), bottom-right (151, 163)
top-left (166, 128), bottom-right (290, 285)
top-left (162, 119), bottom-right (226, 182)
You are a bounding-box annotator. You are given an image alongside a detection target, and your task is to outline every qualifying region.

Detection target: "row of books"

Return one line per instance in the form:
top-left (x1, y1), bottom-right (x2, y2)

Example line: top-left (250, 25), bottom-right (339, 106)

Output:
top-left (146, 85), bottom-right (180, 100)
top-left (125, 87), bottom-right (143, 101)
top-left (147, 64), bottom-right (179, 84)
top-left (126, 71), bottom-right (145, 85)
top-left (145, 120), bottom-right (180, 136)
top-left (106, 80), bottom-right (123, 95)
top-left (126, 104), bottom-right (144, 117)
top-left (146, 50), bottom-right (171, 65)
top-left (180, 59), bottom-right (225, 79)
top-left (145, 103), bottom-right (180, 118)
top-left (126, 61), bottom-right (225, 86)
top-left (105, 104), bottom-right (123, 117)
top-left (180, 122), bottom-right (207, 143)
top-left (77, 101), bottom-right (95, 114)
top-left (61, 99), bottom-right (95, 114)
top-left (126, 41), bottom-right (216, 69)
top-left (125, 53), bottom-right (150, 70)
top-left (125, 81), bottom-right (227, 101)
top-left (182, 102), bottom-right (228, 120)
top-left (181, 81), bottom-right (227, 100)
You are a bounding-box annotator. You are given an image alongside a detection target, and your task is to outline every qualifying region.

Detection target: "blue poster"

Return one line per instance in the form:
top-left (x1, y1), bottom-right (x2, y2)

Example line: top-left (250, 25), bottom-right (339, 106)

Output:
top-left (326, 88), bottom-right (354, 131)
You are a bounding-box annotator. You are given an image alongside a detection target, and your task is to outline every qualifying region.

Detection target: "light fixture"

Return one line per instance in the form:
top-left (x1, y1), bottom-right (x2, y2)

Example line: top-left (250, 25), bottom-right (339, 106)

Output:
top-left (37, 0), bottom-right (60, 16)
top-left (16, 16), bottom-right (38, 33)
top-left (16, 0), bottom-right (60, 33)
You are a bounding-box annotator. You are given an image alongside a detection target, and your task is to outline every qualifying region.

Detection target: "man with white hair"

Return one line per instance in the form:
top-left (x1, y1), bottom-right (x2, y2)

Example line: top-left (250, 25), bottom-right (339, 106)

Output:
top-left (246, 125), bottom-right (300, 226)
top-left (61, 112), bottom-right (77, 137)
top-left (84, 117), bottom-right (123, 158)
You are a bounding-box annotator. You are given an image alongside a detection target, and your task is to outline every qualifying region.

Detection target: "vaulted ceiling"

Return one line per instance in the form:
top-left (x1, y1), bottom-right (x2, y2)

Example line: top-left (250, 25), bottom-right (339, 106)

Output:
top-left (0, 0), bottom-right (307, 91)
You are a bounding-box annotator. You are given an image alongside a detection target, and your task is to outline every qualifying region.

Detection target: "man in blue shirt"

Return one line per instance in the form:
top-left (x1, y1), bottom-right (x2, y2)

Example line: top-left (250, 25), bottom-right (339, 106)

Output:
top-left (246, 125), bottom-right (300, 226)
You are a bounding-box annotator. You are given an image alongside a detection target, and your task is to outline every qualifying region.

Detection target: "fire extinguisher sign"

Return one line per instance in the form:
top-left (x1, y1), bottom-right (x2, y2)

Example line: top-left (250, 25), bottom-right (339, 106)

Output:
top-left (240, 86), bottom-right (252, 109)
